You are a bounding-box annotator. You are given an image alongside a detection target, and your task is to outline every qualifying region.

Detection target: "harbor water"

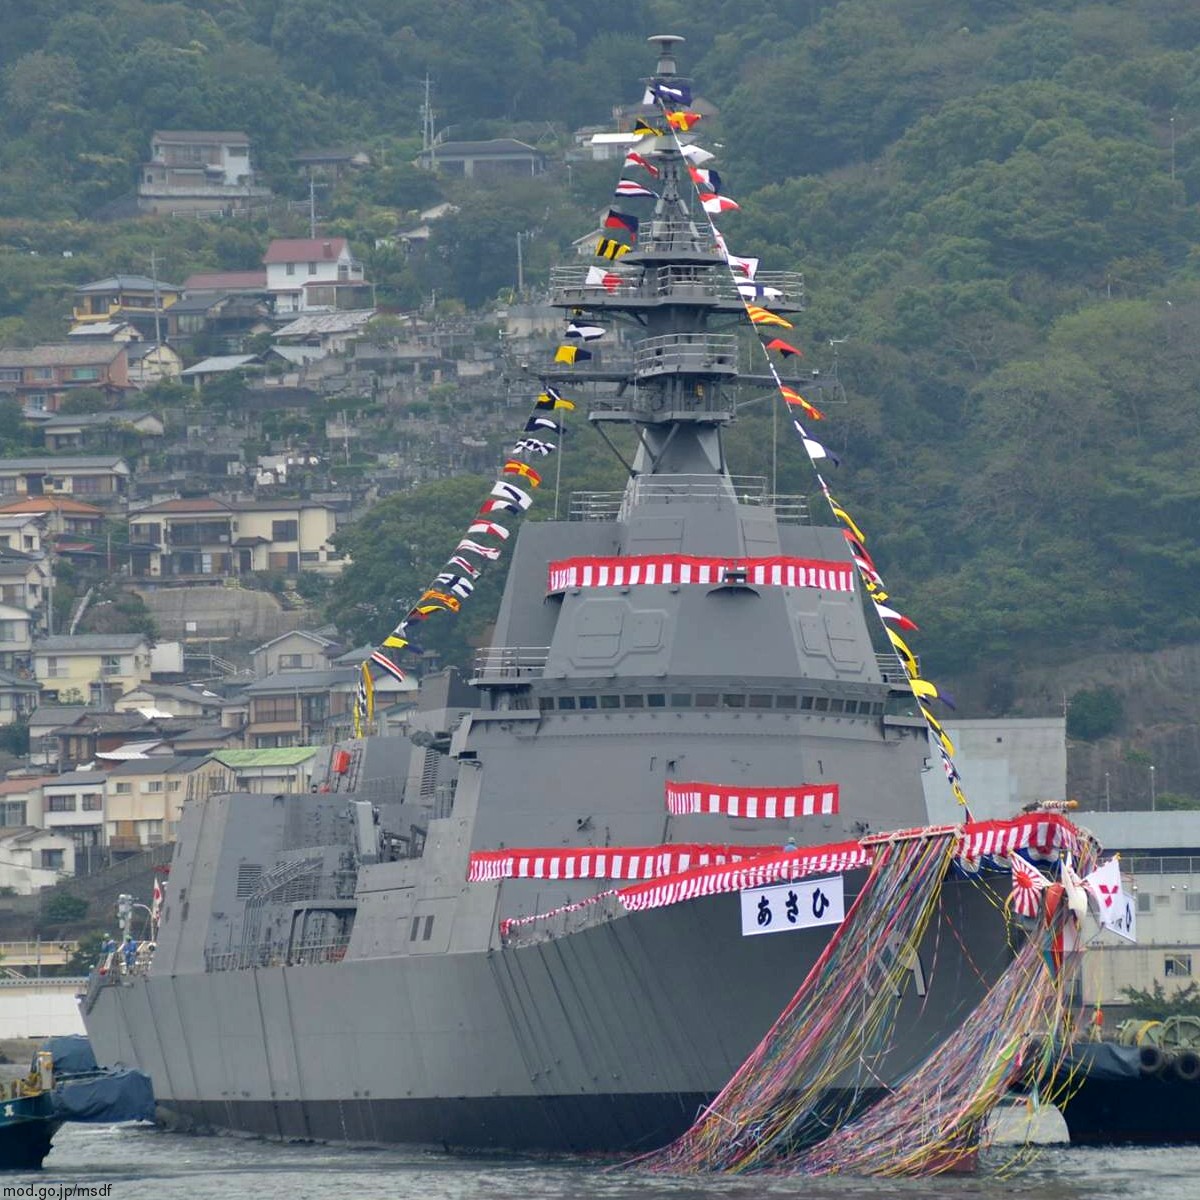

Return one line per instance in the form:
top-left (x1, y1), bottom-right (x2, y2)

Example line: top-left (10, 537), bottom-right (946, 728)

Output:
top-left (15, 1123), bottom-right (1200, 1200)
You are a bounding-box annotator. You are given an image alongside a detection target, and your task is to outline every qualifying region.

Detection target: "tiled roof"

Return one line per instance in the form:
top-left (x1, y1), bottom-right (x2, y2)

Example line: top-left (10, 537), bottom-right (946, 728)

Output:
top-left (35, 633), bottom-right (149, 652)
top-left (0, 457), bottom-right (129, 471)
top-left (183, 270), bottom-right (268, 293)
top-left (152, 130), bottom-right (250, 144)
top-left (262, 238), bottom-right (349, 264)
top-left (0, 344), bottom-right (125, 367)
top-left (74, 275), bottom-right (181, 293)
top-left (130, 497), bottom-right (231, 515)
top-left (179, 354), bottom-right (258, 375)
top-left (0, 497), bottom-right (105, 516)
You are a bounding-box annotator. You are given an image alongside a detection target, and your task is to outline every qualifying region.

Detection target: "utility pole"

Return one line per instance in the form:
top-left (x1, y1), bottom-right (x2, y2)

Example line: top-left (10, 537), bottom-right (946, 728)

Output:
top-left (516, 231), bottom-right (524, 295)
top-left (421, 74), bottom-right (436, 168)
top-left (150, 248), bottom-right (163, 352)
top-left (309, 174), bottom-right (317, 239)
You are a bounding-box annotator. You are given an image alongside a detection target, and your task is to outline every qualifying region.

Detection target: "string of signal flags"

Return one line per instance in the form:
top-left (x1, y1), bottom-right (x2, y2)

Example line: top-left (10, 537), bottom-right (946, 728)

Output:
top-left (355, 75), bottom-right (970, 815)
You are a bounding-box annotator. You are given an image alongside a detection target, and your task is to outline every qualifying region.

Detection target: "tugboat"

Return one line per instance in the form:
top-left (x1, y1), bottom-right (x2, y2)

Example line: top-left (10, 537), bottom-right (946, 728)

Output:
top-left (81, 35), bottom-right (1020, 1152)
top-left (0, 1051), bottom-right (60, 1170)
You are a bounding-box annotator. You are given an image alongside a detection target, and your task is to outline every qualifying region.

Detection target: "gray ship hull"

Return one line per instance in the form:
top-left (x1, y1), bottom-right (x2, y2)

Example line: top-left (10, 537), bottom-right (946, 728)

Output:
top-left (86, 872), bottom-right (1007, 1151)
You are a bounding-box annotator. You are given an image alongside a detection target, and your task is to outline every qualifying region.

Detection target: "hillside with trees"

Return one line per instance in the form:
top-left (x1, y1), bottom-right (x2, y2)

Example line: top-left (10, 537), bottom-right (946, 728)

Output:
top-left (5, 0), bottom-right (1200, 699)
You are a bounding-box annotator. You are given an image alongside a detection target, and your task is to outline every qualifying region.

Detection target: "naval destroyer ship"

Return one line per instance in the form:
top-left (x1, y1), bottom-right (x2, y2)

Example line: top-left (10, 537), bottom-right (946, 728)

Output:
top-left (82, 37), bottom-right (1014, 1151)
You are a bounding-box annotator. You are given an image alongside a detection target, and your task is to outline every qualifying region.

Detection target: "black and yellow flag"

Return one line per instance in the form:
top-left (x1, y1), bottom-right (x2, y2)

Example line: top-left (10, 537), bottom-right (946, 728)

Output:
top-left (596, 237), bottom-right (631, 261)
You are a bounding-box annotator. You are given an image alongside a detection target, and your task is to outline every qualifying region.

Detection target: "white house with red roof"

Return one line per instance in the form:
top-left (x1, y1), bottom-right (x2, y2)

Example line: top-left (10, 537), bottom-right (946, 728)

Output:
top-left (262, 238), bottom-right (371, 315)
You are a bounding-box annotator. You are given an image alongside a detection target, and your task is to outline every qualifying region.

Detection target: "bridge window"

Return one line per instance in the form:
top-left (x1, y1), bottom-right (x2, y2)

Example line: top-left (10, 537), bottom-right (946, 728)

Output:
top-left (558, 697), bottom-right (576, 710)
top-left (695, 693), bottom-right (718, 708)
top-left (748, 694), bottom-right (772, 709)
top-left (670, 693), bottom-right (692, 707)
top-left (578, 696), bottom-right (598, 710)
top-left (600, 695), bottom-right (620, 709)
top-left (776, 695), bottom-right (797, 710)
top-left (647, 694), bottom-right (666, 708)
top-left (623, 695), bottom-right (645, 708)
top-left (722, 694), bottom-right (745, 708)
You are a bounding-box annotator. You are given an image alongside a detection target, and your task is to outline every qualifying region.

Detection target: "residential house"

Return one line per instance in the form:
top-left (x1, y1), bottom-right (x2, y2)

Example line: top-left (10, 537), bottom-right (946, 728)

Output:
top-left (0, 512), bottom-right (45, 557)
top-left (262, 238), bottom-right (371, 315)
top-left (0, 668), bottom-right (39, 725)
top-left (0, 344), bottom-right (130, 414)
top-left (114, 683), bottom-right (225, 720)
top-left (26, 704), bottom-right (89, 769)
top-left (272, 309), bottom-right (377, 354)
top-left (105, 756), bottom-right (201, 848)
top-left (244, 666), bottom-right (412, 748)
top-left (139, 131), bottom-right (272, 215)
top-left (71, 276), bottom-right (181, 340)
top-left (0, 550), bottom-right (50, 620)
top-left (46, 709), bottom-right (163, 770)
top-left (125, 342), bottom-right (183, 387)
top-left (293, 147), bottom-right (371, 180)
top-left (179, 354), bottom-right (260, 389)
top-left (251, 630), bottom-right (342, 678)
top-left (416, 138), bottom-right (547, 178)
top-left (32, 633), bottom-right (153, 708)
top-left (41, 770), bottom-right (109, 854)
top-left (0, 497), bottom-right (105, 539)
top-left (39, 411), bottom-right (164, 453)
top-left (0, 827), bottom-right (75, 893)
top-left (128, 498), bottom-right (343, 580)
top-left (0, 457), bottom-right (131, 508)
top-left (0, 776), bottom-right (52, 829)
top-left (186, 747), bottom-right (320, 798)
top-left (167, 294), bottom-right (272, 356)
top-left (0, 604), bottom-right (35, 672)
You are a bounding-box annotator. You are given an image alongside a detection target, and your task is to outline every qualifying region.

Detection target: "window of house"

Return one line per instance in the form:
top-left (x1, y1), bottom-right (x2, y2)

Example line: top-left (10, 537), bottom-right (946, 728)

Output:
top-left (0, 369), bottom-right (20, 382)
top-left (278, 654), bottom-right (311, 670)
top-left (44, 656), bottom-right (64, 678)
top-left (101, 655), bottom-right (122, 675)
top-left (24, 394), bottom-right (48, 413)
top-left (40, 849), bottom-right (64, 871)
top-left (32, 367), bottom-right (53, 381)
top-left (308, 262), bottom-right (318, 275)
top-left (271, 520), bottom-right (299, 541)
top-left (0, 801), bottom-right (26, 827)
top-left (1166, 954), bottom-right (1193, 978)
top-left (141, 781), bottom-right (164, 794)
top-left (114, 782), bottom-right (132, 795)
top-left (81, 794), bottom-right (102, 811)
top-left (286, 262), bottom-right (295, 276)
top-left (0, 620), bottom-right (20, 643)
top-left (253, 696), bottom-right (299, 722)
top-left (48, 795), bottom-right (77, 812)
top-left (69, 368), bottom-right (100, 381)
top-left (268, 552), bottom-right (299, 572)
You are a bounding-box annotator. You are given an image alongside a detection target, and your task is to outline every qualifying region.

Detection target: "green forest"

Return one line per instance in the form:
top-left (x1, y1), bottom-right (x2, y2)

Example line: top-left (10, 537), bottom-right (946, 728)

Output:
top-left (4, 0), bottom-right (1200, 681)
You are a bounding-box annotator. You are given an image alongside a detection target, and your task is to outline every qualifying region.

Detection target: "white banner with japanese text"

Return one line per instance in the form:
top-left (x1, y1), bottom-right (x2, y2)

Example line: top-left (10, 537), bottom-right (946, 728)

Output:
top-left (739, 874), bottom-right (845, 937)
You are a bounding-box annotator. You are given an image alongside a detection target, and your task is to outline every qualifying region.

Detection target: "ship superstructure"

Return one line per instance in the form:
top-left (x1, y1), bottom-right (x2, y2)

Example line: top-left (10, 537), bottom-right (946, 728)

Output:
top-left (82, 37), bottom-right (1014, 1152)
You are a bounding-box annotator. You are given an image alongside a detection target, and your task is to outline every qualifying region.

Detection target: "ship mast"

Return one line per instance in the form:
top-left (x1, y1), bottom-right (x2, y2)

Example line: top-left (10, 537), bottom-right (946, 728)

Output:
top-left (544, 35), bottom-right (804, 481)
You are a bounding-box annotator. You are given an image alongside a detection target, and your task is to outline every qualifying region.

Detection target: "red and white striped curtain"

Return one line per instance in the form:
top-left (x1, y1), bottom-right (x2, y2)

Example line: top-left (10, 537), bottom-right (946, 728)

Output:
top-left (547, 554), bottom-right (855, 593)
top-left (666, 780), bottom-right (840, 819)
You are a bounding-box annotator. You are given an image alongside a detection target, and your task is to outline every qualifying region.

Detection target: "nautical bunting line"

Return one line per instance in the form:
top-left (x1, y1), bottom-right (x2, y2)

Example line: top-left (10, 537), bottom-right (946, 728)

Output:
top-left (648, 87), bottom-right (973, 814)
top-left (468, 843), bottom-right (774, 883)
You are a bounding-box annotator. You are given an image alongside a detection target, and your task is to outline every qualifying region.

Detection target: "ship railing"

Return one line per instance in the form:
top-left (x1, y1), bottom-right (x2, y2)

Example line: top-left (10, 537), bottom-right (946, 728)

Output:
top-left (472, 646), bottom-right (550, 682)
top-left (204, 935), bottom-right (350, 972)
top-left (501, 891), bottom-right (626, 949)
top-left (1124, 855), bottom-right (1200, 876)
top-left (588, 386), bottom-right (738, 423)
top-left (876, 652), bottom-right (919, 687)
top-left (569, 475), bottom-right (808, 523)
top-left (637, 218), bottom-right (720, 256)
top-left (633, 332), bottom-right (738, 378)
top-left (547, 265), bottom-right (804, 309)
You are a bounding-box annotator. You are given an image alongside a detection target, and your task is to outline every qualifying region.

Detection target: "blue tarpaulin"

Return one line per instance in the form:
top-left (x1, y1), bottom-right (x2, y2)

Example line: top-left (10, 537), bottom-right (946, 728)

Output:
top-left (41, 1034), bottom-right (98, 1076)
top-left (50, 1069), bottom-right (155, 1124)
